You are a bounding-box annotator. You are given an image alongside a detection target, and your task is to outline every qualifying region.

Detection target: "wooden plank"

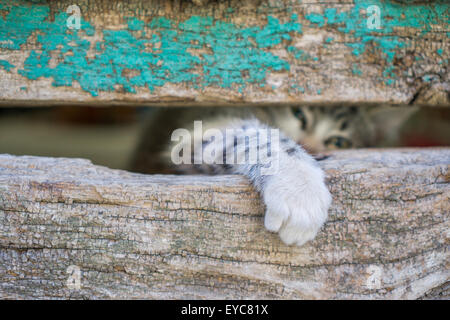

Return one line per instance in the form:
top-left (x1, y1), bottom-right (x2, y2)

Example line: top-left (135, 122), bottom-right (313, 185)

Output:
top-left (0, 0), bottom-right (448, 107)
top-left (0, 149), bottom-right (448, 299)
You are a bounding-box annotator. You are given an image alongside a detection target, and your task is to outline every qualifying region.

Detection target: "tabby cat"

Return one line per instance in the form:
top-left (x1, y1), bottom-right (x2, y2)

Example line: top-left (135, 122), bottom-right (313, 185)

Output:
top-left (130, 105), bottom-right (416, 246)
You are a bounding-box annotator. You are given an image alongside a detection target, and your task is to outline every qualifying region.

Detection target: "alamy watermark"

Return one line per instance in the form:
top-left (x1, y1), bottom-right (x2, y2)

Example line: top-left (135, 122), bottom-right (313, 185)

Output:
top-left (171, 121), bottom-right (280, 175)
top-left (66, 265), bottom-right (81, 290)
top-left (367, 5), bottom-right (382, 30)
top-left (66, 5), bottom-right (81, 30)
top-left (366, 265), bottom-right (383, 290)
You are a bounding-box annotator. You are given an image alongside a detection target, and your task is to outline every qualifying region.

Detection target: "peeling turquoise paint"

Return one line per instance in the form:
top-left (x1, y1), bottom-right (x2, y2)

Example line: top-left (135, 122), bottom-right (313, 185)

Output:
top-left (437, 48), bottom-right (443, 57)
top-left (0, 0), bottom-right (448, 96)
top-left (16, 10), bottom-right (99, 94)
top-left (175, 14), bottom-right (301, 89)
top-left (305, 0), bottom-right (449, 84)
top-left (0, 3), bottom-right (49, 50)
top-left (306, 13), bottom-right (325, 28)
top-left (1, 1), bottom-right (303, 96)
top-left (290, 84), bottom-right (305, 93)
top-left (306, 0), bottom-right (448, 61)
top-left (287, 46), bottom-right (315, 61)
top-left (423, 75), bottom-right (435, 83)
top-left (127, 17), bottom-right (144, 31)
top-left (352, 64), bottom-right (362, 76)
top-left (251, 14), bottom-right (301, 49)
top-left (0, 59), bottom-right (14, 71)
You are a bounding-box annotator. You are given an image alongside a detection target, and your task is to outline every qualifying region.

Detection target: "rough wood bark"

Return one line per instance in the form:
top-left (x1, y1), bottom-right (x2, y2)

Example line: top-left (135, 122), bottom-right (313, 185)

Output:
top-left (0, 0), bottom-right (448, 107)
top-left (0, 149), bottom-right (448, 299)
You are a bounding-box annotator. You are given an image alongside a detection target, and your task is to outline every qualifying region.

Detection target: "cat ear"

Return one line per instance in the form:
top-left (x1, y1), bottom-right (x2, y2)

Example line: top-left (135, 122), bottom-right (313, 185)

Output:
top-left (367, 105), bottom-right (419, 145)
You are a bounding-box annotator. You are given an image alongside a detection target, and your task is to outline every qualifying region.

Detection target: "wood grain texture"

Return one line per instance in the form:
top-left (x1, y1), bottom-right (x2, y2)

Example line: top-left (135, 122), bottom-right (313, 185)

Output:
top-left (0, 0), bottom-right (448, 107)
top-left (0, 149), bottom-right (448, 299)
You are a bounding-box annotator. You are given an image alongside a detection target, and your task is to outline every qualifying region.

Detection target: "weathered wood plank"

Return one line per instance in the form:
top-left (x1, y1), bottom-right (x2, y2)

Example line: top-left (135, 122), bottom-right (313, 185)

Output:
top-left (0, 0), bottom-right (448, 107)
top-left (0, 149), bottom-right (448, 299)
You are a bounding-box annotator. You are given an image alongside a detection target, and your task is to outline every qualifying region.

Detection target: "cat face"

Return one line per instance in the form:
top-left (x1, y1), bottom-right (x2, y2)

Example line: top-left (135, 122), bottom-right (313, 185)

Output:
top-left (291, 106), bottom-right (376, 153)
top-left (274, 105), bottom-right (417, 154)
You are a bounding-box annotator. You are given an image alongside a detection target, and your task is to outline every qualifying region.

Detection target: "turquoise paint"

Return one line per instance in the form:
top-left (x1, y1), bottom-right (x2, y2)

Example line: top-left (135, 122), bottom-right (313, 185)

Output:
top-left (423, 75), bottom-right (435, 82)
top-left (175, 15), bottom-right (300, 88)
top-left (382, 65), bottom-right (397, 84)
top-left (306, 13), bottom-right (325, 27)
top-left (324, 8), bottom-right (340, 24)
top-left (304, 0), bottom-right (448, 82)
top-left (149, 17), bottom-right (173, 29)
top-left (352, 64), bottom-right (362, 76)
top-left (325, 37), bottom-right (333, 43)
top-left (0, 3), bottom-right (49, 50)
top-left (290, 84), bottom-right (305, 93)
top-left (0, 59), bottom-right (14, 71)
top-left (287, 46), bottom-right (314, 61)
top-left (1, 1), bottom-right (303, 96)
top-left (127, 17), bottom-right (144, 31)
top-left (0, 0), bottom-right (448, 96)
top-left (437, 48), bottom-right (443, 57)
top-left (251, 14), bottom-right (302, 48)
top-left (17, 11), bottom-right (100, 95)
top-left (305, 0), bottom-right (447, 61)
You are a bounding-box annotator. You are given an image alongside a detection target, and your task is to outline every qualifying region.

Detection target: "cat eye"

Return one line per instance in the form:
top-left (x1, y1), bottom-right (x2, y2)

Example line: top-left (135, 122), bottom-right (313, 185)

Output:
top-left (325, 136), bottom-right (352, 149)
top-left (293, 108), bottom-right (307, 130)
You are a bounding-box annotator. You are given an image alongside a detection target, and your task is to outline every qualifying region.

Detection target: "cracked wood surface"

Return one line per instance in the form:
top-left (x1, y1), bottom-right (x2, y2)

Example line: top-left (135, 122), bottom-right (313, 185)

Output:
top-left (0, 0), bottom-right (448, 107)
top-left (0, 149), bottom-right (448, 299)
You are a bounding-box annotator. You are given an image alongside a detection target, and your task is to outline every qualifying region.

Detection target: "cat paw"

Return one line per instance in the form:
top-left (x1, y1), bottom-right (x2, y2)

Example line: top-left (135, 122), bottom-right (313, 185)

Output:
top-left (262, 157), bottom-right (331, 246)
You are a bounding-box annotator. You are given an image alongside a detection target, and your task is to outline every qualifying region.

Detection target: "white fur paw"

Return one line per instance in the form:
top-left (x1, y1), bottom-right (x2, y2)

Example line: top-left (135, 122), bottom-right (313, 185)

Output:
top-left (262, 158), bottom-right (332, 246)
